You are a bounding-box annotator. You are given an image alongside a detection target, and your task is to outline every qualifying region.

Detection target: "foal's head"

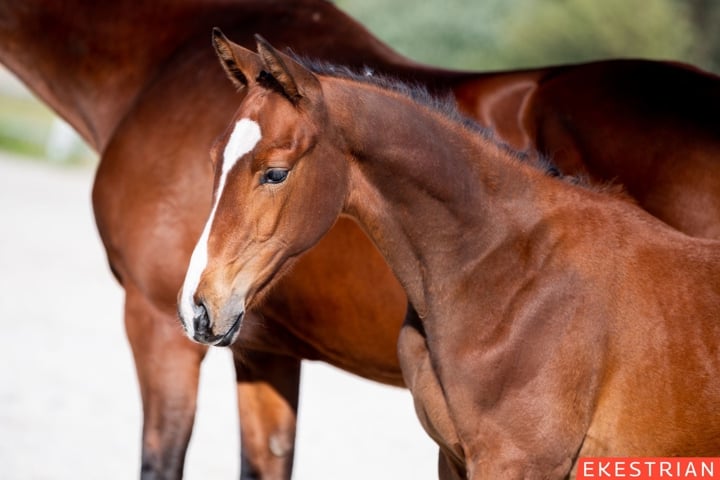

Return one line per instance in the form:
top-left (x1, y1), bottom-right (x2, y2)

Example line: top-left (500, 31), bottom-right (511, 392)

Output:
top-left (178, 31), bottom-right (349, 345)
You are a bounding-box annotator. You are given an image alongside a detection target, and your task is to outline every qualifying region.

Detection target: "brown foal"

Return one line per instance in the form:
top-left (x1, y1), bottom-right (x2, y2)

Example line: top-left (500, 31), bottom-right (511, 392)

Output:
top-left (184, 35), bottom-right (720, 478)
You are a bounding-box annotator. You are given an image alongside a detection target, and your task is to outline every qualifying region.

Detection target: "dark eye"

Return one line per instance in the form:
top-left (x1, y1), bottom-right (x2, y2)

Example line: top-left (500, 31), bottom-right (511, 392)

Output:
top-left (261, 168), bottom-right (289, 185)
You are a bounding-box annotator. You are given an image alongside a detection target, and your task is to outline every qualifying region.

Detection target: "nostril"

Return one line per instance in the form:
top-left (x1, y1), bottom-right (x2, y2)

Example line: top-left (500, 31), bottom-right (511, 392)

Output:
top-left (193, 302), bottom-right (210, 335)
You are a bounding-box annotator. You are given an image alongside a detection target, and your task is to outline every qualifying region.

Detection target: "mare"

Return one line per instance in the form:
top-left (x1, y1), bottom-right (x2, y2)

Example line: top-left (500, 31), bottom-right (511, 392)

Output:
top-left (185, 36), bottom-right (720, 478)
top-left (2, 1), bottom-right (720, 478)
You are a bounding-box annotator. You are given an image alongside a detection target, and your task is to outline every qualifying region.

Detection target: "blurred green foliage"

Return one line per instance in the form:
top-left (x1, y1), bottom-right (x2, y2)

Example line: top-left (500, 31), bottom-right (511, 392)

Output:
top-left (334, 0), bottom-right (514, 70)
top-left (0, 94), bottom-right (54, 157)
top-left (0, 75), bottom-right (95, 165)
top-left (501, 0), bottom-right (697, 68)
top-left (336, 0), bottom-right (720, 73)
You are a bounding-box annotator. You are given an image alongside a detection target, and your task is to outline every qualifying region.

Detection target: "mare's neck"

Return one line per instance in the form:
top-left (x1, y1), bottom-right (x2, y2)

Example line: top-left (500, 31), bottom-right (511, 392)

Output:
top-left (0, 0), bottom-right (229, 151)
top-left (330, 80), bottom-right (548, 317)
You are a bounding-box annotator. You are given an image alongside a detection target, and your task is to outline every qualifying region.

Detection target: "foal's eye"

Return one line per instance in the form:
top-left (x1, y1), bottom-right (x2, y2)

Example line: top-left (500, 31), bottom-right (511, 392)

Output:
top-left (261, 168), bottom-right (289, 185)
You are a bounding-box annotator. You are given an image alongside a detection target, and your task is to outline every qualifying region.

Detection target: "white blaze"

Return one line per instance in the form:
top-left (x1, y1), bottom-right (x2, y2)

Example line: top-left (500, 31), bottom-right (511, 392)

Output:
top-left (179, 119), bottom-right (262, 335)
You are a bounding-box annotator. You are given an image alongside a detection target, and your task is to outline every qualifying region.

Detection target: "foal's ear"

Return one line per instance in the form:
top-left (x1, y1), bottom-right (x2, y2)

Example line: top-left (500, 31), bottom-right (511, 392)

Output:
top-left (212, 28), bottom-right (262, 89)
top-left (254, 34), bottom-right (320, 105)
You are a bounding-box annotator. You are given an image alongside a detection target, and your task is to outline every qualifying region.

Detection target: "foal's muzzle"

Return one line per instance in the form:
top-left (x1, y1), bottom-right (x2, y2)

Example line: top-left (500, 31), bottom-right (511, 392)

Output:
top-left (191, 302), bottom-right (243, 347)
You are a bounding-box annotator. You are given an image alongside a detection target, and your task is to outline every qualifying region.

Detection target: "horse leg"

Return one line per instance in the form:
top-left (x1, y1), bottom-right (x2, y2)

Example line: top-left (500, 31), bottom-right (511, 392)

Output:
top-left (124, 281), bottom-right (207, 480)
top-left (233, 349), bottom-right (300, 480)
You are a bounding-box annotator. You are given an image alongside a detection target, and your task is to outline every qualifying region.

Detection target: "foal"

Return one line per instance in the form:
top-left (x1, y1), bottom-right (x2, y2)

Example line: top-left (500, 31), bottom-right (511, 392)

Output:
top-left (181, 34), bottom-right (720, 477)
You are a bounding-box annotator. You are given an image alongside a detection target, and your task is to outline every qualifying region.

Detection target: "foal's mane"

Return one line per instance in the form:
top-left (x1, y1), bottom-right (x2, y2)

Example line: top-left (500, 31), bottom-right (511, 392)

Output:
top-left (284, 54), bottom-right (629, 196)
top-left (289, 55), bottom-right (564, 177)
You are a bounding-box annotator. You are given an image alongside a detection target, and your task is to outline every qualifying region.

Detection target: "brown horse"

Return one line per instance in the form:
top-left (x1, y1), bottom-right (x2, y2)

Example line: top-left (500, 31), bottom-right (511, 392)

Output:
top-left (3, 0), bottom-right (720, 478)
top-left (188, 36), bottom-right (720, 478)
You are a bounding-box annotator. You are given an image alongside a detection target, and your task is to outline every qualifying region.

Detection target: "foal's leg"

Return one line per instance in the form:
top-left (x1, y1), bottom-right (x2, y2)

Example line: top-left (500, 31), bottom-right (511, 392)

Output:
top-left (124, 282), bottom-right (207, 480)
top-left (398, 305), bottom-right (466, 478)
top-left (233, 349), bottom-right (300, 480)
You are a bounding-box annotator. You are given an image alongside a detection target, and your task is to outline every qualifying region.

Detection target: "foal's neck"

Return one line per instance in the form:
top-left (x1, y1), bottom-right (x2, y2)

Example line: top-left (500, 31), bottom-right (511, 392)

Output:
top-left (330, 80), bottom-right (549, 317)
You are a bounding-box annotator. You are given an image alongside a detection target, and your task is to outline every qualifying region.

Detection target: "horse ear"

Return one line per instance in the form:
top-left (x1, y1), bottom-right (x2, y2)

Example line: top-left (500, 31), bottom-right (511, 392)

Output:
top-left (254, 34), bottom-right (320, 104)
top-left (212, 28), bottom-right (262, 89)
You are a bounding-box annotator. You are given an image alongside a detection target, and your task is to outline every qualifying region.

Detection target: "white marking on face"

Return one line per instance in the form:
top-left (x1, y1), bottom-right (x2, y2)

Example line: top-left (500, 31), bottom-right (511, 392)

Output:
top-left (179, 118), bottom-right (262, 336)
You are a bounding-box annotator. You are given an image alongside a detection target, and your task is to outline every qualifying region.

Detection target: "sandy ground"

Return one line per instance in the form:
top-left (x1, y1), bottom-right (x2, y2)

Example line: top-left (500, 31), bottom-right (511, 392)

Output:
top-left (0, 154), bottom-right (436, 479)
